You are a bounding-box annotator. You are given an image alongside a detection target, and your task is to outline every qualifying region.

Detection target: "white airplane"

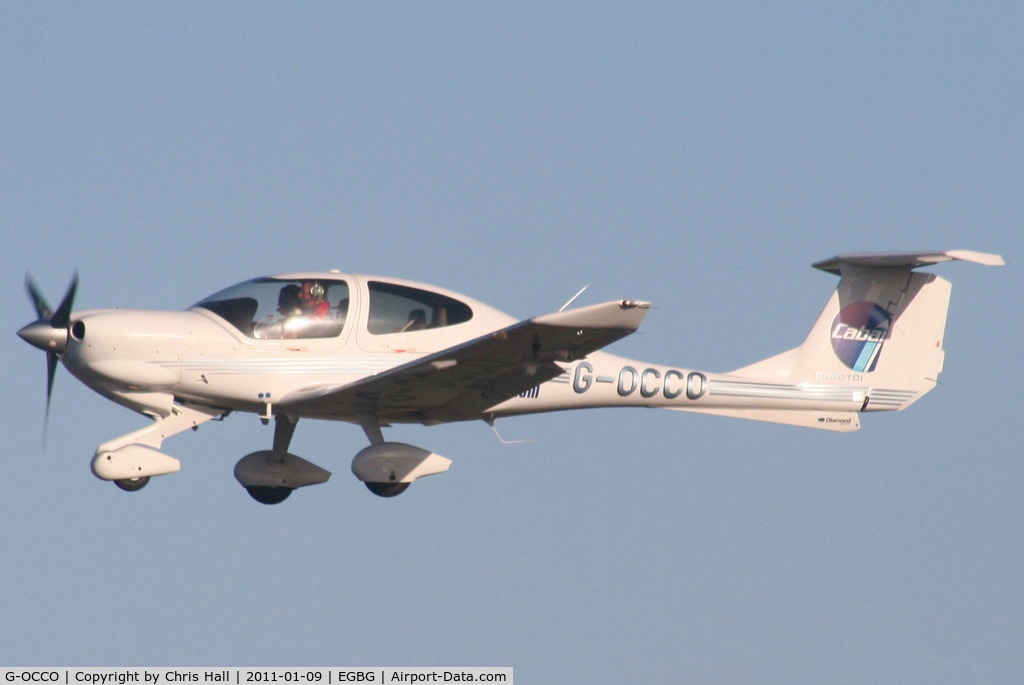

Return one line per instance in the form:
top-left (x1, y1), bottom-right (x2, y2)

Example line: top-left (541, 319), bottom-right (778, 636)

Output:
top-left (18, 250), bottom-right (1003, 504)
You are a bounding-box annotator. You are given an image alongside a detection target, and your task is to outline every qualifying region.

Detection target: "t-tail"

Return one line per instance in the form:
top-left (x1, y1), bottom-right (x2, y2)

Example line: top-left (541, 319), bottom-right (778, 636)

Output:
top-left (677, 250), bottom-right (1004, 432)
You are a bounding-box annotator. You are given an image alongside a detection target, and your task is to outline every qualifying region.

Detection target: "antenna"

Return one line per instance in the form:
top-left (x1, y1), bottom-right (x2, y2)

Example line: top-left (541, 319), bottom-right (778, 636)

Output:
top-left (486, 418), bottom-right (536, 445)
top-left (559, 284), bottom-right (590, 312)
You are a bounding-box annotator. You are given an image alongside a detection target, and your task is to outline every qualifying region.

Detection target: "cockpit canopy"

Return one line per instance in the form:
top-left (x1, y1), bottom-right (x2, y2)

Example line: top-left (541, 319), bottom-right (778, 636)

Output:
top-left (193, 276), bottom-right (474, 340)
top-left (365, 280), bottom-right (473, 334)
top-left (193, 277), bottom-right (349, 339)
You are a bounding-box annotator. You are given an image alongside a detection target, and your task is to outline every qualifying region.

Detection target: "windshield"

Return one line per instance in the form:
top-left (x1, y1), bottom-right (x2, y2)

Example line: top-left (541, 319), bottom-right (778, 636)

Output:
top-left (193, 277), bottom-right (349, 339)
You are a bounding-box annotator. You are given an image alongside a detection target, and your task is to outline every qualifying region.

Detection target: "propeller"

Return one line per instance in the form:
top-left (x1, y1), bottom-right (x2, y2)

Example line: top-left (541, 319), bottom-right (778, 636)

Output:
top-left (18, 273), bottom-right (79, 432)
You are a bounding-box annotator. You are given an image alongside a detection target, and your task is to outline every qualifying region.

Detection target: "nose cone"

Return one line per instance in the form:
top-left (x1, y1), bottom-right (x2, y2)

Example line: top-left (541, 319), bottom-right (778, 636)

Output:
top-left (18, 320), bottom-right (69, 354)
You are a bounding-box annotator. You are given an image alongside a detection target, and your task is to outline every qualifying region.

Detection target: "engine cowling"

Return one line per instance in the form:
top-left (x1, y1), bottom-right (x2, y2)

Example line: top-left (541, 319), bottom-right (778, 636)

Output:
top-left (351, 442), bottom-right (452, 497)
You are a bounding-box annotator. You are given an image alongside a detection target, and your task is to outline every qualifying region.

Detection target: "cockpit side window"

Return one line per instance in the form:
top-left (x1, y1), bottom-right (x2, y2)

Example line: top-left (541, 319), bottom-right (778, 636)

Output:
top-left (367, 281), bottom-right (472, 335)
top-left (194, 278), bottom-right (349, 339)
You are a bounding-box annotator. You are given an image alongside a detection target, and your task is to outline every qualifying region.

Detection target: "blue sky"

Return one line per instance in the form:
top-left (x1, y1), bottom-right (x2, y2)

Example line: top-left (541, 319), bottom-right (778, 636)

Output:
top-left (1, 3), bottom-right (1021, 682)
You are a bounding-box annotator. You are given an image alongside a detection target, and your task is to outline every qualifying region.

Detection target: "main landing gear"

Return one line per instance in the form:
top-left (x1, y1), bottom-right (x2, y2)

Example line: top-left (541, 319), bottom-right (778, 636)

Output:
top-left (233, 415), bottom-right (332, 505)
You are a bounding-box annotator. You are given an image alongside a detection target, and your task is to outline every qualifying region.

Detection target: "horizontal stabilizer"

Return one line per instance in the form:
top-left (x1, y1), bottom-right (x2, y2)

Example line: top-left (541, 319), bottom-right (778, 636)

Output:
top-left (813, 249), bottom-right (1005, 274)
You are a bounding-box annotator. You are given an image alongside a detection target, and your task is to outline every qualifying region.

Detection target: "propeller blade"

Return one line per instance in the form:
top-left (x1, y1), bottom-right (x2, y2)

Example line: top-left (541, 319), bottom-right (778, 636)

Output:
top-left (51, 272), bottom-right (79, 329)
top-left (25, 275), bottom-right (53, 320)
top-left (46, 350), bottom-right (59, 404)
top-left (44, 351), bottom-right (59, 441)
top-left (20, 271), bottom-right (79, 442)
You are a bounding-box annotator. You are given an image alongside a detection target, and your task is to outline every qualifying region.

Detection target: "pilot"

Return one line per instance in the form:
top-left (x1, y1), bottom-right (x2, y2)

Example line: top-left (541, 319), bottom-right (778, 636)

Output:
top-left (298, 281), bottom-right (330, 318)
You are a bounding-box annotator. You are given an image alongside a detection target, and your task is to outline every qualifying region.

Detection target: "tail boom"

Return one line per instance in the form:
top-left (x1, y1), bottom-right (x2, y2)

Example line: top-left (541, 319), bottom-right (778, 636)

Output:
top-left (489, 355), bottom-right (872, 431)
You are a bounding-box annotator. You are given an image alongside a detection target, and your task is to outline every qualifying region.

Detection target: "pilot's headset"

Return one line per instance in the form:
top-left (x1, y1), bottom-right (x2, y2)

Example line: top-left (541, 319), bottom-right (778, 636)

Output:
top-left (309, 283), bottom-right (326, 300)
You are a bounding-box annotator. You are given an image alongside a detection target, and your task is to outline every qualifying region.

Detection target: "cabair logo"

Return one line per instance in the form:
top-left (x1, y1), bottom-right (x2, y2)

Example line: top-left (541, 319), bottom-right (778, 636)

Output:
top-left (830, 302), bottom-right (891, 372)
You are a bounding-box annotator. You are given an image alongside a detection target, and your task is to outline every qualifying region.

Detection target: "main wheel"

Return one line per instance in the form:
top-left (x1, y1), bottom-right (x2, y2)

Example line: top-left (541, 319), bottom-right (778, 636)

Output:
top-left (114, 476), bottom-right (150, 492)
top-left (365, 482), bottom-right (410, 498)
top-left (245, 485), bottom-right (293, 505)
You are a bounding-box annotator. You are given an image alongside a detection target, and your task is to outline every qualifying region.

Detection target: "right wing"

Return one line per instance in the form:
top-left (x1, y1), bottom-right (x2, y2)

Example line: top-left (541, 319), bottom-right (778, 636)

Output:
top-left (279, 300), bottom-right (651, 424)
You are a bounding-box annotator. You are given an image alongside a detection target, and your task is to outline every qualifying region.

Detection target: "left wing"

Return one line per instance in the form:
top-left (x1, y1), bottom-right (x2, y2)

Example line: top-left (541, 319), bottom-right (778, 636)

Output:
top-left (279, 300), bottom-right (650, 424)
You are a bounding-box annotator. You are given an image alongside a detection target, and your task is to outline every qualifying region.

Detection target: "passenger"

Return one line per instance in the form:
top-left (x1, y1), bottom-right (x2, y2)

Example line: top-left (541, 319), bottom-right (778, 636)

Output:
top-left (253, 284), bottom-right (304, 338)
top-left (277, 284), bottom-right (302, 317)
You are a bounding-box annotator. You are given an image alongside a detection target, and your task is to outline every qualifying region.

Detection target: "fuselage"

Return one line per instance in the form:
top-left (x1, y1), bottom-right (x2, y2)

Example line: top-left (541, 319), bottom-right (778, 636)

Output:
top-left (59, 271), bottom-right (868, 428)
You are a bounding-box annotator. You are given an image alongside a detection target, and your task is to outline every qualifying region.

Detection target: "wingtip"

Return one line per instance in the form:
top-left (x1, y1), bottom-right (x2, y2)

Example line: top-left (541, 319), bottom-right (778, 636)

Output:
top-left (944, 250), bottom-right (1005, 266)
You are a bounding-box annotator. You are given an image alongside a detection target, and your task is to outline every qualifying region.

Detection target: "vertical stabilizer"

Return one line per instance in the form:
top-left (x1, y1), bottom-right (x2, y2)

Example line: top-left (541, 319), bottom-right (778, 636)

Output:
top-left (732, 251), bottom-right (1003, 412)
